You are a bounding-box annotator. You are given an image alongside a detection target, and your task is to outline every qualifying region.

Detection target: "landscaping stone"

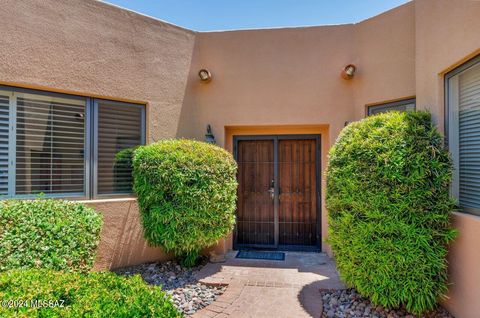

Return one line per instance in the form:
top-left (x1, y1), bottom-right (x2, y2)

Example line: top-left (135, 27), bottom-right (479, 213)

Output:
top-left (114, 259), bottom-right (226, 316)
top-left (320, 289), bottom-right (453, 318)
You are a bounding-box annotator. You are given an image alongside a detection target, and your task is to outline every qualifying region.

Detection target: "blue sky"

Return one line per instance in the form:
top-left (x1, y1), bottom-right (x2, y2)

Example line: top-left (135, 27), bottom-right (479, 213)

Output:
top-left (103, 0), bottom-right (411, 31)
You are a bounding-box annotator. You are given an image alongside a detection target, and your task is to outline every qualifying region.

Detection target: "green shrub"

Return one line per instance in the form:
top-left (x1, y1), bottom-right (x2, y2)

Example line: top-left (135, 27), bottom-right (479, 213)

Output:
top-left (0, 199), bottom-right (103, 272)
top-left (114, 147), bottom-right (137, 192)
top-left (326, 111), bottom-right (457, 314)
top-left (0, 269), bottom-right (180, 318)
top-left (133, 139), bottom-right (237, 267)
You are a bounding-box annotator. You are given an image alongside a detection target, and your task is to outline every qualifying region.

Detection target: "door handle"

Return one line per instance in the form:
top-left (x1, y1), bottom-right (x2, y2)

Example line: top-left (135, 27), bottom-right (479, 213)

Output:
top-left (268, 179), bottom-right (275, 200)
top-left (268, 187), bottom-right (275, 199)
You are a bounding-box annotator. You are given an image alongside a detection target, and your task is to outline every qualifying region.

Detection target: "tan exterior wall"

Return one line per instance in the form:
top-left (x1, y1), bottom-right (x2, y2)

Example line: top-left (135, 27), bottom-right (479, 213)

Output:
top-left (412, 1), bottom-right (480, 317)
top-left (0, 0), bottom-right (196, 269)
top-left (0, 0), bottom-right (196, 141)
top-left (179, 25), bottom-right (356, 252)
top-left (1, 0), bottom-right (480, 316)
top-left (179, 25), bottom-right (356, 147)
top-left (352, 2), bottom-right (416, 119)
top-left (85, 199), bottom-right (170, 270)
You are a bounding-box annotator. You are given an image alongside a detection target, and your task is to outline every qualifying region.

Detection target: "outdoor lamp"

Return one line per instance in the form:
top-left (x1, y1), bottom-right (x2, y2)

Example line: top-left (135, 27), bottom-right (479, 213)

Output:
top-left (205, 124), bottom-right (216, 144)
top-left (198, 69), bottom-right (212, 82)
top-left (341, 64), bottom-right (356, 80)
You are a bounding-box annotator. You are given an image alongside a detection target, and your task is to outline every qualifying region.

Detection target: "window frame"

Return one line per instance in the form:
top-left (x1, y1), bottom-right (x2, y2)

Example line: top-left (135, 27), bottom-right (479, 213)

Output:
top-left (445, 54), bottom-right (480, 216)
top-left (366, 98), bottom-right (416, 116)
top-left (0, 85), bottom-right (146, 200)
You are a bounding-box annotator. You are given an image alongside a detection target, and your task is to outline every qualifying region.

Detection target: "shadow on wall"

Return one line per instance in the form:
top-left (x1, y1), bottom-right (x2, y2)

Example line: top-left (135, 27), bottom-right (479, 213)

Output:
top-left (175, 36), bottom-right (204, 141)
top-left (90, 200), bottom-right (172, 270)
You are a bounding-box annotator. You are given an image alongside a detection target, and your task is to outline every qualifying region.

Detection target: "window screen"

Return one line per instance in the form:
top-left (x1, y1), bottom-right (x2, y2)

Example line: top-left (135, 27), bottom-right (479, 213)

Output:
top-left (367, 98), bottom-right (416, 116)
top-left (95, 101), bottom-right (144, 195)
top-left (15, 93), bottom-right (86, 195)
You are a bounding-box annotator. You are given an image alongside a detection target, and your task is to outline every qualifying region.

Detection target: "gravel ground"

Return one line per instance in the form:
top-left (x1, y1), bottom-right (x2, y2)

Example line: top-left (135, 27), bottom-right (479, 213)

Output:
top-left (321, 289), bottom-right (453, 318)
top-left (114, 259), bottom-right (226, 316)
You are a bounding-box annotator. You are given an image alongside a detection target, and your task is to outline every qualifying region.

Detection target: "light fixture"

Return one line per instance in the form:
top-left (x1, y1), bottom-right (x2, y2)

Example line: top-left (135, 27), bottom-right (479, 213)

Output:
top-left (205, 125), bottom-right (216, 144)
top-left (341, 64), bottom-right (356, 80)
top-left (198, 69), bottom-right (212, 82)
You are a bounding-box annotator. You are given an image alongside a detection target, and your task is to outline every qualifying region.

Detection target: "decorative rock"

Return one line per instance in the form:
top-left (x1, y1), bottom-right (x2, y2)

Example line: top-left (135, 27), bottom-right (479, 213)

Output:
top-left (115, 259), bottom-right (226, 316)
top-left (320, 289), bottom-right (454, 318)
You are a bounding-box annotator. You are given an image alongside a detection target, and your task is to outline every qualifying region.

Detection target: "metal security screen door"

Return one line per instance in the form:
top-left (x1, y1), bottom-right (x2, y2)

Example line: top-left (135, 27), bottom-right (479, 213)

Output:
top-left (234, 135), bottom-right (321, 251)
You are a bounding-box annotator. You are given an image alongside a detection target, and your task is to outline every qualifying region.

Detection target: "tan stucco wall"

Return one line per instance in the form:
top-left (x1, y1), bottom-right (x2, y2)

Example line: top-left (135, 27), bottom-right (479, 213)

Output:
top-left (0, 0), bottom-right (197, 269)
top-left (352, 2), bottom-right (416, 119)
top-left (446, 213), bottom-right (480, 318)
top-left (412, 1), bottom-right (480, 317)
top-left (414, 0), bottom-right (480, 131)
top-left (0, 0), bottom-right (196, 141)
top-left (2, 0), bottom-right (480, 316)
top-left (85, 199), bottom-right (170, 270)
top-left (179, 25), bottom-right (357, 254)
top-left (178, 24), bottom-right (356, 146)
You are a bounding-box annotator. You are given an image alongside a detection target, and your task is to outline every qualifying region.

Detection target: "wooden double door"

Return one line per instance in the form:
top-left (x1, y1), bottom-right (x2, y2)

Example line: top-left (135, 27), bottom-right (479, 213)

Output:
top-left (234, 135), bottom-right (321, 250)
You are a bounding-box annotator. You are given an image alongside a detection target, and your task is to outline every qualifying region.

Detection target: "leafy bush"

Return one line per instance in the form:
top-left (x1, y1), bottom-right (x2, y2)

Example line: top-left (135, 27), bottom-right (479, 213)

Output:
top-left (133, 139), bottom-right (237, 267)
top-left (114, 147), bottom-right (137, 192)
top-left (0, 269), bottom-right (180, 318)
top-left (0, 199), bottom-right (102, 272)
top-left (326, 111), bottom-right (456, 314)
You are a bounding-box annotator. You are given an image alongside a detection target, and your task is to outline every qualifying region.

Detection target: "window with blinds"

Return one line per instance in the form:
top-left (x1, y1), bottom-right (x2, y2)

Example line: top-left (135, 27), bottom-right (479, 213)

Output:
top-left (447, 57), bottom-right (480, 216)
top-left (0, 93), bottom-right (10, 196)
top-left (367, 98), bottom-right (416, 116)
top-left (95, 101), bottom-right (144, 196)
top-left (15, 93), bottom-right (86, 196)
top-left (0, 87), bottom-right (145, 199)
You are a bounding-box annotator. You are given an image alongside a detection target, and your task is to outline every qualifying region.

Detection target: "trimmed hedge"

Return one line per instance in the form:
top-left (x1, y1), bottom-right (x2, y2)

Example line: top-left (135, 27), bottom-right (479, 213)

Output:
top-left (326, 111), bottom-right (457, 314)
top-left (114, 147), bottom-right (137, 193)
top-left (0, 269), bottom-right (180, 318)
top-left (0, 199), bottom-right (102, 272)
top-left (133, 139), bottom-right (237, 267)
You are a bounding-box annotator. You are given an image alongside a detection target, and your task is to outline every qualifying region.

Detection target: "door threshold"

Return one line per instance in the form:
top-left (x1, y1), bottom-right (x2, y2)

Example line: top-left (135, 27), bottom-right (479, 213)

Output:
top-left (235, 244), bottom-right (321, 253)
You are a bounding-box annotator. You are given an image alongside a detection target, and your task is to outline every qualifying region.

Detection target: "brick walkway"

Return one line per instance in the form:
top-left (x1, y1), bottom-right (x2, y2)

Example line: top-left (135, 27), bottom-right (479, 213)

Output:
top-left (192, 251), bottom-right (345, 318)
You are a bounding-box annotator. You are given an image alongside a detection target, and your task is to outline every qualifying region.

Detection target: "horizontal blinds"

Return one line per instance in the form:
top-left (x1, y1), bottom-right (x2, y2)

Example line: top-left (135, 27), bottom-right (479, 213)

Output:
top-left (15, 94), bottom-right (85, 195)
top-left (97, 102), bottom-right (143, 195)
top-left (0, 93), bottom-right (9, 196)
top-left (458, 63), bottom-right (480, 209)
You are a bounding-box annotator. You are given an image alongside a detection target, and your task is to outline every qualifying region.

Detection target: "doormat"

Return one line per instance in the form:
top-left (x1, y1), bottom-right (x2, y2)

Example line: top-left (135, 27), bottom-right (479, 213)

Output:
top-left (236, 250), bottom-right (285, 261)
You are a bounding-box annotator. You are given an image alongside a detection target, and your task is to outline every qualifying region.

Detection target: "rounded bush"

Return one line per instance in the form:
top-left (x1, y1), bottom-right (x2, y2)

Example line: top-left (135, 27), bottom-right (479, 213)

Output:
top-left (0, 269), bottom-right (180, 318)
top-left (0, 199), bottom-right (103, 272)
top-left (133, 139), bottom-right (237, 267)
top-left (326, 111), bottom-right (456, 314)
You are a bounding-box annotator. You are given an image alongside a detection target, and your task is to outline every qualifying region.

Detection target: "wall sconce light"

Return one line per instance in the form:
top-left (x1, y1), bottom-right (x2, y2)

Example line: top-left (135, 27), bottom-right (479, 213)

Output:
top-left (341, 64), bottom-right (356, 80)
top-left (205, 124), bottom-right (216, 144)
top-left (198, 69), bottom-right (212, 82)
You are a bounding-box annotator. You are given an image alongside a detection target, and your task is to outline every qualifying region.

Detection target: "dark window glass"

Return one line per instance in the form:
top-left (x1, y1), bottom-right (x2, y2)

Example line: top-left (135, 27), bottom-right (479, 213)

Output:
top-left (367, 98), bottom-right (416, 116)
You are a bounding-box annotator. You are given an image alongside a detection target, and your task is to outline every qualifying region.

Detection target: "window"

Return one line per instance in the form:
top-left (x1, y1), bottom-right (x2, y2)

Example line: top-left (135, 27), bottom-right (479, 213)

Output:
top-left (446, 55), bottom-right (480, 216)
top-left (367, 98), bottom-right (416, 116)
top-left (94, 100), bottom-right (145, 196)
top-left (0, 87), bottom-right (145, 199)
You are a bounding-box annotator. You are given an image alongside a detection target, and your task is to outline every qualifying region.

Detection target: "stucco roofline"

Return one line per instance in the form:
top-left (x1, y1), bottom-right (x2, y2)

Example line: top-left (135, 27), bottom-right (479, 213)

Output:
top-left (99, 0), bottom-right (412, 34)
top-left (96, 0), bottom-right (195, 34)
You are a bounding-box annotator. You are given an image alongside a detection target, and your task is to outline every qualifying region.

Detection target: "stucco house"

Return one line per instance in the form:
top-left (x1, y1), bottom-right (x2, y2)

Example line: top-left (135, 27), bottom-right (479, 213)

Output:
top-left (1, 0), bottom-right (479, 316)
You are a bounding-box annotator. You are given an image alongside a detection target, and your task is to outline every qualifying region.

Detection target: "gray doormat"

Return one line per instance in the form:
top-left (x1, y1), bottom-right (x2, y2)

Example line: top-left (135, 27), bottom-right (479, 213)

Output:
top-left (236, 250), bottom-right (285, 261)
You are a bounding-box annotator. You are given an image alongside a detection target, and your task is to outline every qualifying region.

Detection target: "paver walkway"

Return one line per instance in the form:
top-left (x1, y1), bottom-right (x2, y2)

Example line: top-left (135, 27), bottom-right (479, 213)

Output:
top-left (192, 251), bottom-right (345, 318)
